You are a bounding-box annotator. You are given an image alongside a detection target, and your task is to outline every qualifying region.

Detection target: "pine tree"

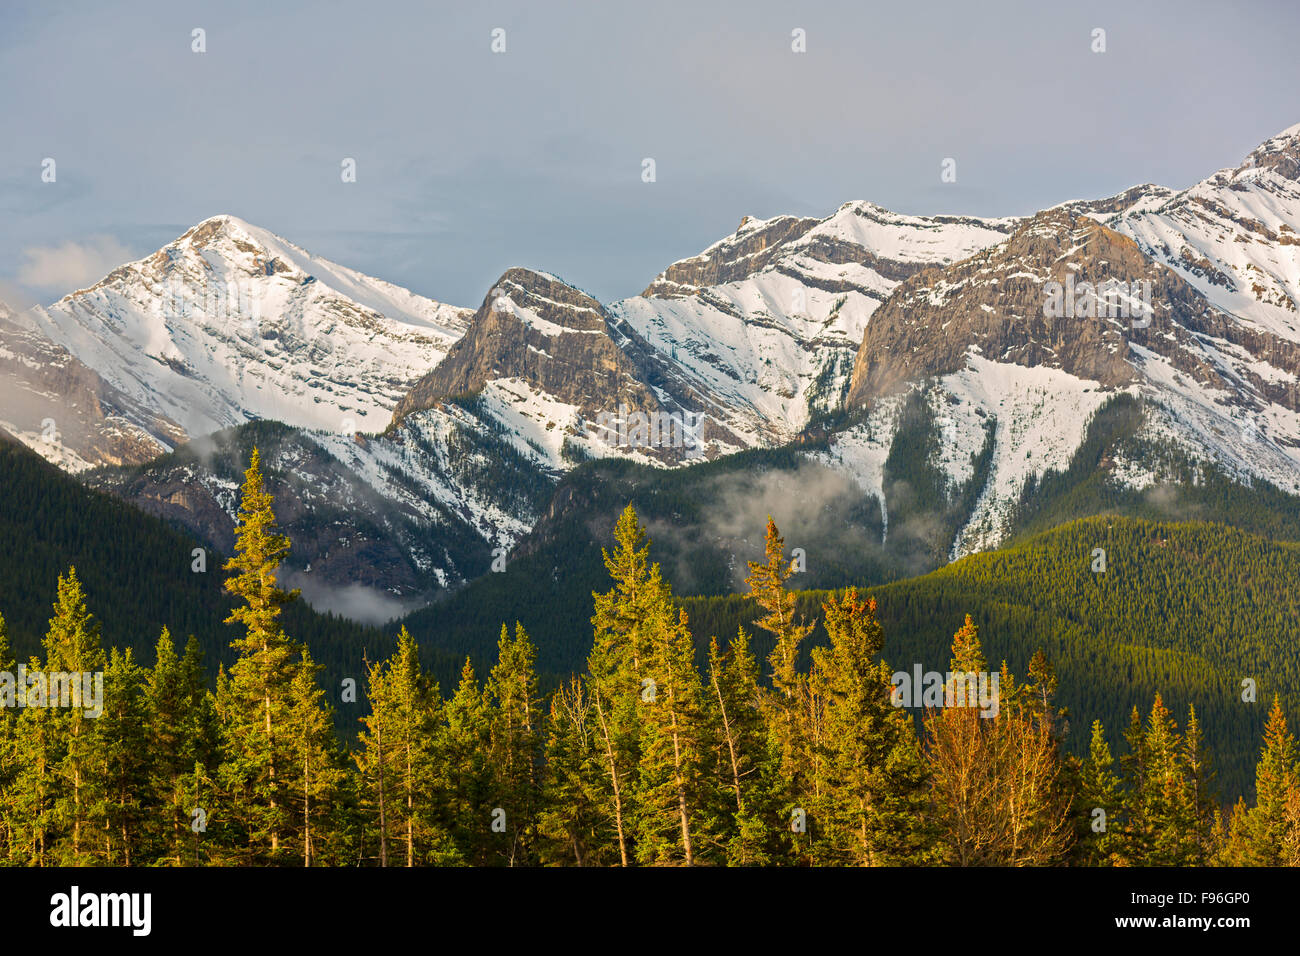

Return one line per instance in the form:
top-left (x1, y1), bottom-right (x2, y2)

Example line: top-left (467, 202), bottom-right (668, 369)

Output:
top-left (537, 675), bottom-right (619, 866)
top-left (812, 590), bottom-right (931, 865)
top-left (357, 650), bottom-right (395, 866)
top-left (356, 627), bottom-right (454, 866)
top-left (586, 505), bottom-right (653, 866)
top-left (444, 657), bottom-right (493, 864)
top-left (1183, 704), bottom-right (1217, 863)
top-left (44, 567), bottom-right (107, 865)
top-left (1077, 719), bottom-right (1122, 865)
top-left (745, 518), bottom-right (814, 798)
top-left (94, 647), bottom-right (151, 865)
top-left (634, 595), bottom-right (710, 866)
top-left (217, 448), bottom-right (301, 862)
top-left (485, 623), bottom-right (541, 866)
top-left (285, 647), bottom-right (346, 866)
top-left (704, 629), bottom-right (780, 866)
top-left (1218, 796), bottom-right (1254, 866)
top-left (1115, 695), bottom-right (1198, 865)
top-left (144, 629), bottom-right (216, 864)
top-left (179, 756), bottom-right (220, 866)
top-left (1242, 696), bottom-right (1299, 865)
top-left (927, 616), bottom-right (1070, 865)
top-left (1001, 656), bottom-right (1074, 865)
top-left (926, 615), bottom-right (996, 865)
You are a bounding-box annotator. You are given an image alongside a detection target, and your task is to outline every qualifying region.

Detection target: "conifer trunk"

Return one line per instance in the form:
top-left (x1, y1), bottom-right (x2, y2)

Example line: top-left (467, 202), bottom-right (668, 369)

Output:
top-left (667, 690), bottom-right (694, 865)
top-left (376, 716), bottom-right (388, 867)
top-left (266, 680), bottom-right (278, 853)
top-left (405, 732), bottom-right (414, 867)
top-left (303, 752), bottom-right (311, 867)
top-left (593, 695), bottom-right (629, 866)
top-left (711, 670), bottom-right (744, 812)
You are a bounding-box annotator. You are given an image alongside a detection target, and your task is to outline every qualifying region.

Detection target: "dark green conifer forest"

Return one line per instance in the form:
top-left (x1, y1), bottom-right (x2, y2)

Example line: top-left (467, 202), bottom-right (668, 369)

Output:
top-left (2, 449), bottom-right (1297, 866)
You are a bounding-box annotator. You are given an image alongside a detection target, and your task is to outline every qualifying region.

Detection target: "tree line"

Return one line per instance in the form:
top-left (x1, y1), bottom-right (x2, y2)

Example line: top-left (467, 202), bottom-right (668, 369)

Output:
top-left (1, 449), bottom-right (1297, 866)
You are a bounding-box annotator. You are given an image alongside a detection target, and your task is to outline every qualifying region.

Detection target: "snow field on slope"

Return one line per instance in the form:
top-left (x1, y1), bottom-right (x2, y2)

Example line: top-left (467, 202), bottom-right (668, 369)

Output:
top-left (941, 356), bottom-right (1108, 558)
top-left (1124, 344), bottom-right (1300, 495)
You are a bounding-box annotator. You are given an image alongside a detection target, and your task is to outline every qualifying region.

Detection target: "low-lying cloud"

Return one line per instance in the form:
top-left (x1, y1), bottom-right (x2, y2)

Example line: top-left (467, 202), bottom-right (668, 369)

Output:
top-left (280, 570), bottom-right (428, 627)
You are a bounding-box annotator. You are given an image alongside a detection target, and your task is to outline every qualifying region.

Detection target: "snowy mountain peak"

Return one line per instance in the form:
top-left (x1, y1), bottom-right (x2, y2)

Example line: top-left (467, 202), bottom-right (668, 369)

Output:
top-left (1236, 121), bottom-right (1300, 181)
top-left (1059, 183), bottom-right (1178, 219)
top-left (1098, 124), bottom-right (1300, 344)
top-left (616, 199), bottom-right (1018, 440)
top-left (24, 217), bottom-right (474, 449)
top-left (183, 212), bottom-right (259, 241)
top-left (391, 268), bottom-right (733, 465)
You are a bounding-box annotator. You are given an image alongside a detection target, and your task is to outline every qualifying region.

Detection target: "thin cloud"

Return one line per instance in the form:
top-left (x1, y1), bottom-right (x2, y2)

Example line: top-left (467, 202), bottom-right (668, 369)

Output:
top-left (16, 236), bottom-right (135, 298)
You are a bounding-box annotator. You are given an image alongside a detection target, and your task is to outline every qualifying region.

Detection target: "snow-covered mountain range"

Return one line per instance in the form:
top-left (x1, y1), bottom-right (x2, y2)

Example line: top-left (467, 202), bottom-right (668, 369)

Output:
top-left (6, 122), bottom-right (1300, 613)
top-left (614, 203), bottom-right (1015, 437)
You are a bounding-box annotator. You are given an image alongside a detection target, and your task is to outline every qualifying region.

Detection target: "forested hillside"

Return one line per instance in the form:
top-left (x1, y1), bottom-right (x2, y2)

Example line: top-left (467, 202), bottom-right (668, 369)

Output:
top-left (685, 516), bottom-right (1300, 799)
top-left (399, 443), bottom-right (892, 674)
top-left (3, 455), bottom-right (1297, 867)
top-left (1006, 394), bottom-right (1300, 543)
top-left (0, 433), bottom-right (455, 698)
top-left (4, 425), bottom-right (1296, 801)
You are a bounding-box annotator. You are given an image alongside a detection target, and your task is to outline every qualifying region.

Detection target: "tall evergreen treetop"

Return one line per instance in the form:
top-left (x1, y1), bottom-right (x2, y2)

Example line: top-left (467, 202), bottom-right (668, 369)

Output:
top-left (44, 567), bottom-right (105, 673)
top-left (224, 448), bottom-right (299, 650)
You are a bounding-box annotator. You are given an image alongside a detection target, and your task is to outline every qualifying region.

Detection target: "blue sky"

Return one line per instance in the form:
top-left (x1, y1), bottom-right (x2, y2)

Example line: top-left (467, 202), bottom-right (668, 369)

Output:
top-left (2, 0), bottom-right (1298, 309)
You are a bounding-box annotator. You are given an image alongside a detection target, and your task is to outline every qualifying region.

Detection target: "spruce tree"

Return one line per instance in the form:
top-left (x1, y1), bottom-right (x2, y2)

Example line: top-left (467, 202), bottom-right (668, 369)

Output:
top-left (357, 650), bottom-right (396, 865)
top-left (586, 505), bottom-right (653, 866)
top-left (812, 590), bottom-right (931, 865)
top-left (9, 652), bottom-right (57, 865)
top-left (95, 647), bottom-right (151, 865)
top-left (634, 595), bottom-right (710, 866)
top-left (705, 629), bottom-right (780, 865)
top-left (44, 567), bottom-right (107, 865)
top-left (285, 647), bottom-right (346, 866)
top-left (1077, 719), bottom-right (1122, 865)
top-left (1243, 696), bottom-right (1299, 865)
top-left (485, 623), bottom-right (542, 866)
top-left (217, 448), bottom-right (301, 862)
top-left (745, 518), bottom-right (814, 791)
top-left (1182, 704), bottom-right (1217, 863)
top-left (357, 630), bottom-right (451, 865)
top-left (144, 629), bottom-right (216, 864)
top-left (1114, 695), bottom-right (1198, 865)
top-left (926, 615), bottom-right (995, 865)
top-left (537, 675), bottom-right (618, 866)
top-left (444, 657), bottom-right (493, 864)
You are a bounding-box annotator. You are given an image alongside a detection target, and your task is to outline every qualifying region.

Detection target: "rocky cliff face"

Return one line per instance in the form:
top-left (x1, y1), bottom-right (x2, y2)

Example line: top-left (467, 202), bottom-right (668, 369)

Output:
top-left (615, 202), bottom-right (1017, 437)
top-left (395, 269), bottom-right (654, 417)
top-left (835, 179), bottom-right (1300, 560)
top-left (393, 268), bottom-right (740, 463)
top-left (847, 197), bottom-right (1300, 420)
top-left (846, 209), bottom-right (1242, 405)
top-left (640, 215), bottom-right (822, 293)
